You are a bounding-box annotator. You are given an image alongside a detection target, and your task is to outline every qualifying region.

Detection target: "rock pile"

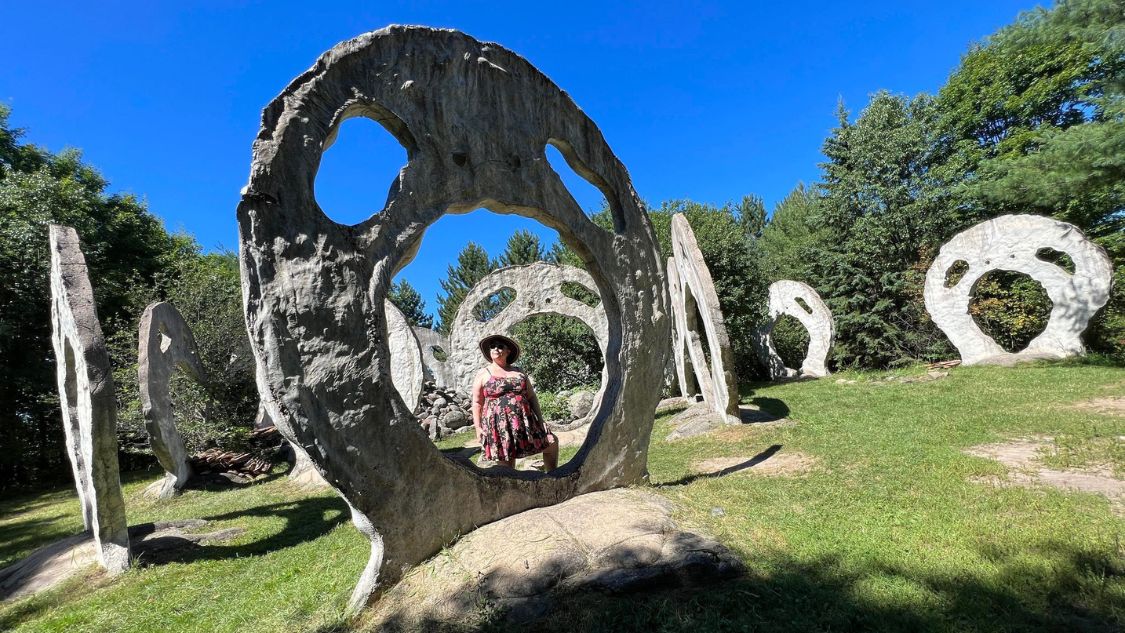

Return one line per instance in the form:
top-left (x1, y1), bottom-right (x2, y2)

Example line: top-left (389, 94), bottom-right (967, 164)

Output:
top-left (415, 381), bottom-right (473, 440)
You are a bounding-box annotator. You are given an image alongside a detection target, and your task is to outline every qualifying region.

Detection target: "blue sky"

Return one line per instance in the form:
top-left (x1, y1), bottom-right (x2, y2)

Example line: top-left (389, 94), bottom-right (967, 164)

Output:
top-left (2, 1), bottom-right (1042, 322)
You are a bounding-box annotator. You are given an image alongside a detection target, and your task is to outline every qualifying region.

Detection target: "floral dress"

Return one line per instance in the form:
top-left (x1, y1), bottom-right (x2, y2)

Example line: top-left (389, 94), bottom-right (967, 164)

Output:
top-left (480, 372), bottom-right (550, 462)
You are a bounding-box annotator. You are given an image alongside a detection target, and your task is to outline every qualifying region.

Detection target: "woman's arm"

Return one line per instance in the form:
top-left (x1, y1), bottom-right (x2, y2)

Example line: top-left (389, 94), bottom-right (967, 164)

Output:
top-left (523, 373), bottom-right (547, 427)
top-left (471, 370), bottom-right (487, 444)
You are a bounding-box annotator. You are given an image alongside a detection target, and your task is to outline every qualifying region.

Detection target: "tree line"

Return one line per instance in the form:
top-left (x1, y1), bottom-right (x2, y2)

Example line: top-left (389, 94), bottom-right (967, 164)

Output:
top-left (0, 0), bottom-right (1120, 493)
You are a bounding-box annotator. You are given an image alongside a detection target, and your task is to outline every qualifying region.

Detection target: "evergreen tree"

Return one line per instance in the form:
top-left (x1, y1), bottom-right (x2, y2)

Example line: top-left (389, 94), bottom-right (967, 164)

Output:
top-left (435, 242), bottom-right (495, 334)
top-left (758, 183), bottom-right (826, 282)
top-left (497, 229), bottom-right (549, 267)
top-left (388, 279), bottom-right (434, 329)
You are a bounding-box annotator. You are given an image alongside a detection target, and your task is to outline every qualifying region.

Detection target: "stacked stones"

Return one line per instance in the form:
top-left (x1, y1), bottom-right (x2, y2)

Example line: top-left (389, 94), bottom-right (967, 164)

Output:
top-left (415, 381), bottom-right (473, 440)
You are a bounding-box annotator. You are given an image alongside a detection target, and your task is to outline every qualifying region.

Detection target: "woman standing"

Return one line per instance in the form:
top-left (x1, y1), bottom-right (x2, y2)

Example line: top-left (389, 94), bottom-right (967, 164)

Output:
top-left (471, 334), bottom-right (559, 471)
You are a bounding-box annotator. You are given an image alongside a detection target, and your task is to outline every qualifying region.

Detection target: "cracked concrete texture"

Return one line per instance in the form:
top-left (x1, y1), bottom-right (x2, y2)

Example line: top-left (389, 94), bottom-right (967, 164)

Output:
top-left (138, 302), bottom-right (203, 498)
top-left (924, 215), bottom-right (1113, 366)
top-left (756, 280), bottom-right (834, 379)
top-left (237, 26), bottom-right (668, 610)
top-left (366, 488), bottom-right (743, 628)
top-left (668, 215), bottom-right (740, 424)
top-left (48, 225), bottom-right (130, 575)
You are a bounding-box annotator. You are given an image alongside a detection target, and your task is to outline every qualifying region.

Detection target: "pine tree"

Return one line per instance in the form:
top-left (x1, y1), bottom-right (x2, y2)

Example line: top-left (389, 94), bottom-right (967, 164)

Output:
top-left (388, 279), bottom-right (433, 329)
top-left (497, 229), bottom-right (548, 267)
top-left (435, 242), bottom-right (495, 334)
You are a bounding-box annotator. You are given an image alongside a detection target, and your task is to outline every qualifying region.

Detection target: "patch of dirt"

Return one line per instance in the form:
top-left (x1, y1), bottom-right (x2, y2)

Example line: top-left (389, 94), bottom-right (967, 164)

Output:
top-left (1067, 396), bottom-right (1125, 417)
top-left (692, 451), bottom-right (817, 478)
top-left (965, 437), bottom-right (1125, 514)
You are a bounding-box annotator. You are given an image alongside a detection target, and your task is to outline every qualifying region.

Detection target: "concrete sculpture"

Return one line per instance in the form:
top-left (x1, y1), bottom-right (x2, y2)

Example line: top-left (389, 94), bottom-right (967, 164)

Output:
top-left (412, 326), bottom-right (456, 388)
top-left (757, 281), bottom-right (834, 379)
top-left (237, 26), bottom-right (668, 610)
top-left (924, 214), bottom-right (1113, 365)
top-left (448, 262), bottom-right (609, 395)
top-left (385, 300), bottom-right (424, 411)
top-left (669, 214), bottom-right (740, 424)
top-left (137, 301), bottom-right (205, 498)
top-left (48, 225), bottom-right (131, 574)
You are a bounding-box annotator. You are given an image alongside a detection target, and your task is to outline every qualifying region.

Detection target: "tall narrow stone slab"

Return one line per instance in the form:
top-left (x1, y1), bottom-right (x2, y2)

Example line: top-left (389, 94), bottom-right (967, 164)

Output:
top-left (412, 327), bottom-right (456, 388)
top-left (924, 215), bottom-right (1113, 365)
top-left (385, 300), bottom-right (424, 411)
top-left (448, 262), bottom-right (609, 395)
top-left (237, 26), bottom-right (668, 610)
top-left (137, 302), bottom-right (204, 498)
top-left (756, 281), bottom-right (834, 379)
top-left (48, 224), bottom-right (130, 574)
top-left (669, 214), bottom-right (740, 424)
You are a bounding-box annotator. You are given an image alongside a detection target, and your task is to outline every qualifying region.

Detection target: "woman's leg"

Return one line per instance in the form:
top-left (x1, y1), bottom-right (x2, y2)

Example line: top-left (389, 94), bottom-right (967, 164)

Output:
top-left (543, 433), bottom-right (559, 472)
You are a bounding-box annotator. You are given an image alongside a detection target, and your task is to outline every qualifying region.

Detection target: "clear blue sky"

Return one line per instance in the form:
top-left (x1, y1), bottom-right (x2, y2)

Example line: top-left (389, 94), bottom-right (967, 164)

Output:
top-left (2, 1), bottom-right (1042, 322)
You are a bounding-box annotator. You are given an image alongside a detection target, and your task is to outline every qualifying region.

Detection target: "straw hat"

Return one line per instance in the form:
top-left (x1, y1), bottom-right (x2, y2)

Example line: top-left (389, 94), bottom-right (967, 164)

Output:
top-left (479, 334), bottom-right (521, 364)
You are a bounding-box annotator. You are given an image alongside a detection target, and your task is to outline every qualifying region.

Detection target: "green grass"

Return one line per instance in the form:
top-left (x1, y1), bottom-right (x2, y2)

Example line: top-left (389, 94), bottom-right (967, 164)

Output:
top-left (2, 362), bottom-right (1123, 632)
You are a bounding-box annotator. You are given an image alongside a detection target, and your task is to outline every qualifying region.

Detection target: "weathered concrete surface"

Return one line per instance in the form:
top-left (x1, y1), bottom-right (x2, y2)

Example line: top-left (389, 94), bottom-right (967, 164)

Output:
top-left (448, 262), bottom-right (608, 395)
top-left (366, 489), bottom-right (743, 629)
top-left (385, 300), bottom-right (424, 411)
top-left (412, 327), bottom-right (456, 388)
top-left (237, 26), bottom-right (669, 610)
top-left (924, 215), bottom-right (1113, 365)
top-left (48, 225), bottom-right (131, 575)
top-left (137, 302), bottom-right (203, 498)
top-left (757, 280), bottom-right (834, 379)
top-left (669, 215), bottom-right (740, 424)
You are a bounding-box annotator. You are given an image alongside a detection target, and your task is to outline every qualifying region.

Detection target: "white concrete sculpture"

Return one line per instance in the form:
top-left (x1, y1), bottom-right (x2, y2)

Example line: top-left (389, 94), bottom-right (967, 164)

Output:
top-left (385, 300), bottom-right (424, 411)
top-left (48, 225), bottom-right (131, 574)
top-left (924, 214), bottom-right (1113, 365)
top-left (669, 214), bottom-right (740, 424)
top-left (413, 327), bottom-right (456, 388)
top-left (237, 26), bottom-right (669, 610)
top-left (137, 301), bottom-right (204, 498)
top-left (757, 281), bottom-right (834, 379)
top-left (448, 262), bottom-right (609, 395)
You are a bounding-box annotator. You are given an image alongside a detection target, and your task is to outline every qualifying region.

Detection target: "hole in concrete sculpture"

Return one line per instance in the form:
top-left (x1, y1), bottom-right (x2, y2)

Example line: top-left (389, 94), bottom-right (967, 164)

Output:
top-left (167, 371), bottom-right (213, 450)
top-left (473, 287), bottom-right (515, 322)
top-left (544, 143), bottom-right (615, 231)
top-left (1036, 247), bottom-right (1076, 274)
top-left (968, 271), bottom-right (1052, 353)
top-left (315, 114), bottom-right (409, 226)
top-left (431, 345), bottom-right (448, 362)
top-left (945, 260), bottom-right (970, 288)
top-left (561, 281), bottom-right (600, 307)
top-left (772, 314), bottom-right (811, 370)
top-left (794, 297), bottom-right (813, 315)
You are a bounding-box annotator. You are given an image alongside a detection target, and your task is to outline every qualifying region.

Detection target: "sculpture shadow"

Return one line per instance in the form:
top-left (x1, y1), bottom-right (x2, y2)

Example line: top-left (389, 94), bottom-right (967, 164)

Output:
top-left (747, 397), bottom-right (790, 419)
top-left (655, 444), bottom-right (783, 488)
top-left (365, 537), bottom-right (1124, 633)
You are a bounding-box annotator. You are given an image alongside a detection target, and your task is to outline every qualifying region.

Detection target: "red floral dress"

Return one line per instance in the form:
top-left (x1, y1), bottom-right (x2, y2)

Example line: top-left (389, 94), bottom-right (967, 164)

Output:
top-left (480, 372), bottom-right (550, 462)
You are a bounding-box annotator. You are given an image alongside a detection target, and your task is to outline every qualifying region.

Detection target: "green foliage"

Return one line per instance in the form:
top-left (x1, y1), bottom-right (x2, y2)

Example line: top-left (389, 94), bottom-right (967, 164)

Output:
top-left (758, 183), bottom-right (827, 282)
top-left (533, 390), bottom-right (570, 422)
top-left (496, 229), bottom-right (550, 267)
top-left (510, 314), bottom-right (603, 393)
top-left (770, 314), bottom-right (811, 370)
top-left (435, 242), bottom-right (495, 334)
top-left (0, 106), bottom-right (187, 491)
top-left (649, 200), bottom-right (769, 378)
top-left (968, 271), bottom-right (1054, 353)
top-left (388, 279), bottom-right (433, 328)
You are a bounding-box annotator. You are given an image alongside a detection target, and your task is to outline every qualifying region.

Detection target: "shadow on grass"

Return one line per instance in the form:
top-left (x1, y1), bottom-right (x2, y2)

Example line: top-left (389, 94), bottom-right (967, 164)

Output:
top-left (749, 397), bottom-right (790, 418)
top-left (655, 444), bottom-right (783, 487)
top-left (365, 539), bottom-right (1124, 633)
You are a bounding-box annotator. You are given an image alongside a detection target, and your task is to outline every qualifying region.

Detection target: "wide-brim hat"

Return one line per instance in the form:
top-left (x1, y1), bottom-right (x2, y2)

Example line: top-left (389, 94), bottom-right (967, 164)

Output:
top-left (479, 334), bottom-right (521, 364)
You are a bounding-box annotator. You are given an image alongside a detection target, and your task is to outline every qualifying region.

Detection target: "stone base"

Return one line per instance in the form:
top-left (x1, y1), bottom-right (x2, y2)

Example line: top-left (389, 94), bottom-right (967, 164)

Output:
top-left (366, 488), bottom-right (743, 628)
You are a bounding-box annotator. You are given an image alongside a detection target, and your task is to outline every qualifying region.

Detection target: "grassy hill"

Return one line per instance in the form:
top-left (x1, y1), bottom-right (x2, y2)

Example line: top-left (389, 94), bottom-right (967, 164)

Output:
top-left (1, 361), bottom-right (1122, 632)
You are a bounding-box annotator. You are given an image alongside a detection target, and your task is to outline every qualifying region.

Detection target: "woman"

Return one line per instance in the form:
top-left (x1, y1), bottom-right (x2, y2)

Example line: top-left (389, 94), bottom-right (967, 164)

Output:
top-left (471, 334), bottom-right (559, 471)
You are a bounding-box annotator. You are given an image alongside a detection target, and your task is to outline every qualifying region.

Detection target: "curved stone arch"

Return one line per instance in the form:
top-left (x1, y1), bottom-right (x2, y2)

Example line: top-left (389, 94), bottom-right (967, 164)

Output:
top-left (756, 281), bottom-right (834, 379)
top-left (412, 326), bottom-right (456, 388)
top-left (138, 302), bottom-right (206, 498)
top-left (924, 214), bottom-right (1113, 365)
top-left (237, 26), bottom-right (669, 609)
top-left (48, 225), bottom-right (131, 574)
top-left (448, 262), bottom-right (609, 395)
top-left (669, 214), bottom-right (740, 423)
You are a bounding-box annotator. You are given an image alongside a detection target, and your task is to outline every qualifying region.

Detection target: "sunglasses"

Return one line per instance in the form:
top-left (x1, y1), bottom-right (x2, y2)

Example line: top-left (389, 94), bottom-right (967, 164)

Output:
top-left (489, 343), bottom-right (509, 351)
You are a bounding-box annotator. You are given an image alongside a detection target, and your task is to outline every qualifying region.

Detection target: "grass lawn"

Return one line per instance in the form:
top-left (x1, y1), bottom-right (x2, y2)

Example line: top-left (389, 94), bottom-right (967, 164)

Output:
top-left (1, 361), bottom-right (1122, 632)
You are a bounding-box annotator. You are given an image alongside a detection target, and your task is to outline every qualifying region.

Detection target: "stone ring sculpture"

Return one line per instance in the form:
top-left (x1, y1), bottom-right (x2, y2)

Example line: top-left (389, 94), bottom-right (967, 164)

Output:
top-left (669, 214), bottom-right (740, 423)
top-left (923, 214), bottom-right (1113, 365)
top-left (756, 280), bottom-right (834, 379)
top-left (138, 301), bottom-right (206, 498)
top-left (237, 26), bottom-right (669, 609)
top-left (448, 262), bottom-right (609, 395)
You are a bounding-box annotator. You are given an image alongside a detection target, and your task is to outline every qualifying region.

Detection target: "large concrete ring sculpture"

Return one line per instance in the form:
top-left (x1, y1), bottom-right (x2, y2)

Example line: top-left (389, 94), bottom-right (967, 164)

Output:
top-left (924, 214), bottom-right (1113, 365)
top-left (48, 225), bottom-right (131, 574)
top-left (412, 326), bottom-right (456, 388)
top-left (669, 214), bottom-right (740, 424)
top-left (138, 301), bottom-right (205, 498)
top-left (237, 26), bottom-right (669, 610)
top-left (757, 281), bottom-right (834, 379)
top-left (448, 262), bottom-right (609, 395)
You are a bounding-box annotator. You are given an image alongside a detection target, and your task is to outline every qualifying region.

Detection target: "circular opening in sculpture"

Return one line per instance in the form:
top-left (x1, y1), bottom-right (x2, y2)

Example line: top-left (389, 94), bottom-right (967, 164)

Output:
top-left (772, 314), bottom-right (810, 370)
top-left (473, 288), bottom-right (516, 322)
top-left (968, 271), bottom-right (1052, 353)
top-left (1035, 247), bottom-right (1076, 274)
top-left (314, 112), bottom-right (411, 226)
top-left (944, 260), bottom-right (969, 288)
